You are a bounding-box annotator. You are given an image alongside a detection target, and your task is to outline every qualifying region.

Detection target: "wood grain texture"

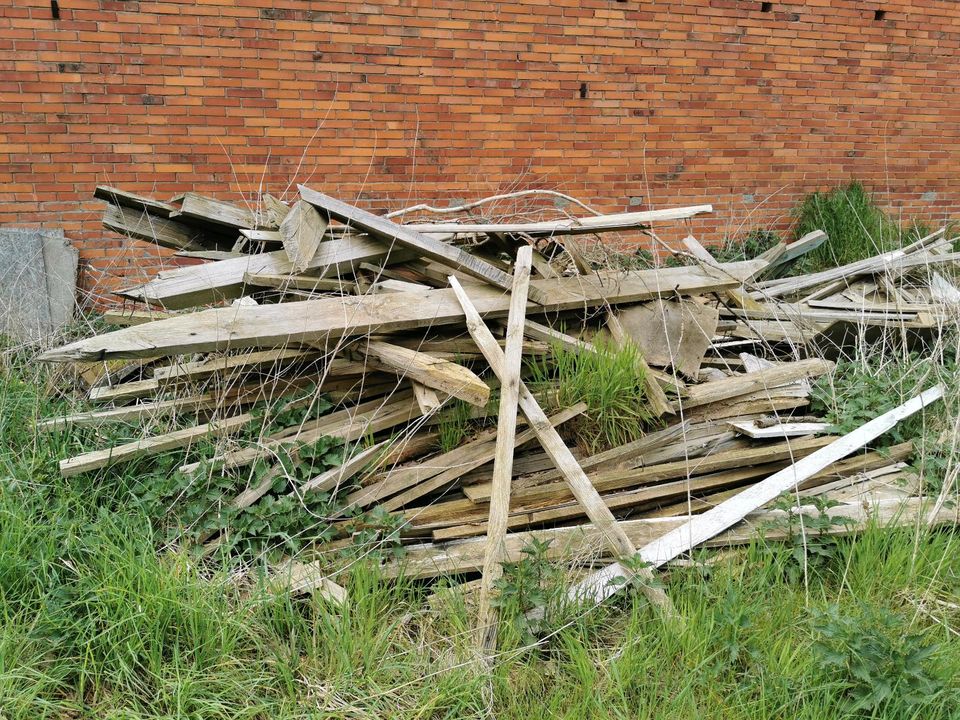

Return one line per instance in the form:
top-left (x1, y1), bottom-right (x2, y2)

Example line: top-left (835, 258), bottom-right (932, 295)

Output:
top-left (280, 200), bottom-right (328, 272)
top-left (43, 262), bottom-right (764, 363)
top-left (476, 246), bottom-right (532, 654)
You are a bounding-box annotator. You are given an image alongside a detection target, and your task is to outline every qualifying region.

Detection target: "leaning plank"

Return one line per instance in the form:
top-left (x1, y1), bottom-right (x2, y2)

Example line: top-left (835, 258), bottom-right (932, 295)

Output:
top-left (298, 184), bottom-right (549, 304)
top-left (118, 235), bottom-right (415, 309)
top-left (280, 200), bottom-right (329, 272)
top-left (567, 385), bottom-right (945, 603)
top-left (450, 276), bottom-right (675, 612)
top-left (95, 185), bottom-right (177, 217)
top-left (43, 262), bottom-right (764, 361)
top-left (521, 319), bottom-right (597, 355)
top-left (476, 246), bottom-right (532, 654)
top-left (103, 205), bottom-right (207, 252)
top-left (606, 311), bottom-right (672, 417)
top-left (59, 412), bottom-right (256, 478)
top-left (357, 340), bottom-right (489, 407)
top-left (405, 205), bottom-right (713, 236)
top-left (174, 192), bottom-right (257, 230)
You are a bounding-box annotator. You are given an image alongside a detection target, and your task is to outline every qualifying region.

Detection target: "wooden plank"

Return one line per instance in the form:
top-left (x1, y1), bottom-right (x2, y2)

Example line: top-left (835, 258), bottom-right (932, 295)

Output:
top-left (44, 262), bottom-right (765, 362)
top-left (118, 235), bottom-right (414, 309)
top-left (751, 230), bottom-right (828, 280)
top-left (59, 412), bottom-right (256, 477)
top-left (357, 339), bottom-right (490, 407)
top-left (450, 276), bottom-right (675, 612)
top-left (411, 382), bottom-right (443, 414)
top-left (95, 185), bottom-right (176, 217)
top-left (677, 358), bottom-right (833, 410)
top-left (280, 200), bottom-right (329, 272)
top-left (103, 204), bottom-right (208, 252)
top-left (243, 273), bottom-right (356, 293)
top-left (405, 205), bottom-right (713, 236)
top-left (476, 246), bottom-right (532, 654)
top-left (152, 348), bottom-right (319, 382)
top-left (178, 392), bottom-right (420, 475)
top-left (567, 385), bottom-right (944, 603)
top-left (380, 497), bottom-right (951, 580)
top-left (175, 192), bottom-right (257, 230)
top-left (262, 193), bottom-right (290, 226)
top-left (729, 420), bottom-right (831, 439)
top-left (298, 184), bottom-right (550, 304)
top-left (102, 309), bottom-right (175, 326)
top-left (174, 250), bottom-right (247, 261)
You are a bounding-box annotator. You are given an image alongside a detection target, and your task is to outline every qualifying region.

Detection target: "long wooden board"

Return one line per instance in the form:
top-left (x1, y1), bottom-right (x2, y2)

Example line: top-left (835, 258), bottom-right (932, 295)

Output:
top-left (43, 261), bottom-right (764, 362)
top-left (298, 184), bottom-right (549, 304)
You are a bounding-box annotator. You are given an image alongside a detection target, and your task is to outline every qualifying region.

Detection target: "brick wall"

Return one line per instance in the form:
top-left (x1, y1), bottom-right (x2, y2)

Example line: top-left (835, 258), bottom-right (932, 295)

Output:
top-left (2, 0), bottom-right (959, 305)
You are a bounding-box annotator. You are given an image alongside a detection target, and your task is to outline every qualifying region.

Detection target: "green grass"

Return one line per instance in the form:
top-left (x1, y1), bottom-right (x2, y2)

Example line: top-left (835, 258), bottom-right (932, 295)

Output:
top-left (792, 182), bottom-right (913, 273)
top-left (2, 333), bottom-right (960, 717)
top-left (526, 339), bottom-right (658, 452)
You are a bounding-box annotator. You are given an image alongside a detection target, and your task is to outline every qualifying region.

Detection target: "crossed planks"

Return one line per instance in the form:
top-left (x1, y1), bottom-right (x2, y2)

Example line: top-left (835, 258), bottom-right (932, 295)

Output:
top-left (40, 260), bottom-right (765, 362)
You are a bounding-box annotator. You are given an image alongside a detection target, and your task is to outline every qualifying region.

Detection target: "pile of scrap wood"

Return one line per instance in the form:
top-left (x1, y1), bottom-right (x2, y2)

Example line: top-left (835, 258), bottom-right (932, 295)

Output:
top-left (40, 185), bottom-right (958, 652)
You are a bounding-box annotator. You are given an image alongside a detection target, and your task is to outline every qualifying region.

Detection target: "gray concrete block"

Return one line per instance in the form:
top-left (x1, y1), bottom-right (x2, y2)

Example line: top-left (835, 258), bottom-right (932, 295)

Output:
top-left (0, 227), bottom-right (78, 342)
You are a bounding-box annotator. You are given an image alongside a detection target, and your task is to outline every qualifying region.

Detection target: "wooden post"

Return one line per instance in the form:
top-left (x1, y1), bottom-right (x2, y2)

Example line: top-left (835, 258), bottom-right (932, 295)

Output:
top-left (476, 247), bottom-right (532, 656)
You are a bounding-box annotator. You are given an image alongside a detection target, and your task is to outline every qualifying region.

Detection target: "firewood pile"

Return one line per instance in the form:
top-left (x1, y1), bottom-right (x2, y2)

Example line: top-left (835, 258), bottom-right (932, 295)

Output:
top-left (39, 184), bottom-right (958, 650)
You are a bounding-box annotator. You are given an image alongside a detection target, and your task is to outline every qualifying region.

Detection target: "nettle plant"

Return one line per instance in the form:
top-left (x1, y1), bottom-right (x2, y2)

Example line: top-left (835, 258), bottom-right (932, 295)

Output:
top-left (762, 494), bottom-right (854, 584)
top-left (810, 602), bottom-right (945, 714)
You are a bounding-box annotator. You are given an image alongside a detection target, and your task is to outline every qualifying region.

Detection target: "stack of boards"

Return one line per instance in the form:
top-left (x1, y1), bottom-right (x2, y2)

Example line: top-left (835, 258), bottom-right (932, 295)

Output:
top-left (39, 185), bottom-right (959, 633)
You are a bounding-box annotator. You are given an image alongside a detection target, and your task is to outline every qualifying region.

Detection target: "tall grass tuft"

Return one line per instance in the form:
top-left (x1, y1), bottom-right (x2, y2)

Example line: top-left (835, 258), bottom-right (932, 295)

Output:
top-left (526, 340), bottom-right (656, 451)
top-left (793, 181), bottom-right (901, 271)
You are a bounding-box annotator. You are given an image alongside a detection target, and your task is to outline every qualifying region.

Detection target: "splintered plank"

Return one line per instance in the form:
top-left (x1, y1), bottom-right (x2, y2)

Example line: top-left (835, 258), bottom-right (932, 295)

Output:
top-left (567, 385), bottom-right (945, 603)
top-left (44, 262), bottom-right (764, 362)
top-left (95, 185), bottom-right (177, 217)
top-left (118, 236), bottom-right (416, 309)
top-left (152, 348), bottom-right (320, 382)
top-left (280, 200), bottom-right (329, 272)
top-left (476, 246), bottom-right (532, 654)
top-left (175, 192), bottom-right (257, 230)
top-left (298, 184), bottom-right (549, 304)
top-left (357, 339), bottom-right (490, 407)
top-left (59, 412), bottom-right (256, 477)
top-left (103, 205), bottom-right (208, 252)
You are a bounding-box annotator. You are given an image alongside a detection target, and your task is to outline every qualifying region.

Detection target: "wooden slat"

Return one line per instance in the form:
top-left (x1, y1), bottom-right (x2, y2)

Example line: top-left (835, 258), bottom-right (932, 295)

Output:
top-left (59, 412), bottom-right (255, 477)
top-left (676, 358), bottom-right (833, 410)
top-left (118, 235), bottom-right (415, 309)
top-left (45, 261), bottom-right (765, 362)
top-left (103, 204), bottom-right (208, 252)
top-left (175, 192), bottom-right (257, 230)
top-left (298, 184), bottom-right (549, 304)
top-left (95, 185), bottom-right (176, 217)
top-left (405, 205), bottom-right (713, 236)
top-left (476, 246), bottom-right (532, 654)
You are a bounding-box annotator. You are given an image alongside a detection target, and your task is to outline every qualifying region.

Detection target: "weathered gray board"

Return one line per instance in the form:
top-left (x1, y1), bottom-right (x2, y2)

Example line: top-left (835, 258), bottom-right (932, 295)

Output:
top-left (0, 228), bottom-right (78, 341)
